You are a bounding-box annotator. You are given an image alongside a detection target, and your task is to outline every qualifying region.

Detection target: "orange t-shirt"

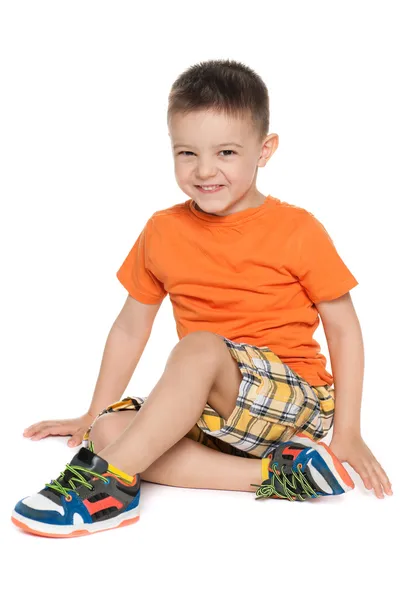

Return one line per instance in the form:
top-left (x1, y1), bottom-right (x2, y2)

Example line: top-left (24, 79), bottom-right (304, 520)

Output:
top-left (116, 195), bottom-right (359, 387)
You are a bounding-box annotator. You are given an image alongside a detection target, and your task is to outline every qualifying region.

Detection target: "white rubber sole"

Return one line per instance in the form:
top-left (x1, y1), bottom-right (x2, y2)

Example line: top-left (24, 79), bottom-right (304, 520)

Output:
top-left (11, 505), bottom-right (140, 538)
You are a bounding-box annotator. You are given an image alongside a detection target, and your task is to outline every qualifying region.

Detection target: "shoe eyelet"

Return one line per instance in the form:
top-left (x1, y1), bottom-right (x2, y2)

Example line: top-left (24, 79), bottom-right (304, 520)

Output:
top-left (104, 477), bottom-right (110, 485)
top-left (89, 485), bottom-right (94, 491)
top-left (65, 494), bottom-right (72, 502)
top-left (297, 463), bottom-right (303, 469)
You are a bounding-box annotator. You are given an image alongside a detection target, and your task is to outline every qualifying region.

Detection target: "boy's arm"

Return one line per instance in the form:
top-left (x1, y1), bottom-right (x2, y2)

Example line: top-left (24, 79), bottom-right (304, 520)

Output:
top-left (317, 292), bottom-right (363, 436)
top-left (316, 293), bottom-right (392, 498)
top-left (23, 294), bottom-right (162, 446)
top-left (86, 294), bottom-right (162, 418)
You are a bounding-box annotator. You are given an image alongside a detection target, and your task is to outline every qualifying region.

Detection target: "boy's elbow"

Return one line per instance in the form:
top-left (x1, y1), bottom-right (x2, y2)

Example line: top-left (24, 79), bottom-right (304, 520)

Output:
top-left (114, 293), bottom-right (162, 337)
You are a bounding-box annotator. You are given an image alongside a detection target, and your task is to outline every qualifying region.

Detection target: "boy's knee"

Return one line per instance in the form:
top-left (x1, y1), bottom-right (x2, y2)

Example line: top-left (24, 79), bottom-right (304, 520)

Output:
top-left (179, 331), bottom-right (221, 348)
top-left (168, 331), bottom-right (225, 365)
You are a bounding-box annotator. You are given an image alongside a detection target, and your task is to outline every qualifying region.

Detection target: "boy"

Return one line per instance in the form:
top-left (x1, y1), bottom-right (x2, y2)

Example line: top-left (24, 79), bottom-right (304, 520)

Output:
top-left (14, 59), bottom-right (392, 538)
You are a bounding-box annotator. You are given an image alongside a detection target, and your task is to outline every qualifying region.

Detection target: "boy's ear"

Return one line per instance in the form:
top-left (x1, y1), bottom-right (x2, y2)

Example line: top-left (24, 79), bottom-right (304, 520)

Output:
top-left (258, 133), bottom-right (279, 166)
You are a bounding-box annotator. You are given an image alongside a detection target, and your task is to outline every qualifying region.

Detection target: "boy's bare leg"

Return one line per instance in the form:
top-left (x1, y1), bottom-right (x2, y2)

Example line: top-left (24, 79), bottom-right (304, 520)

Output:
top-left (90, 411), bottom-right (262, 492)
top-left (94, 331), bottom-right (261, 484)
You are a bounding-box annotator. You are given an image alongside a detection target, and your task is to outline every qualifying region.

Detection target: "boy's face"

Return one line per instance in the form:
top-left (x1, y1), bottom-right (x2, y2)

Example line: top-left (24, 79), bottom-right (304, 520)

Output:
top-left (168, 109), bottom-right (278, 216)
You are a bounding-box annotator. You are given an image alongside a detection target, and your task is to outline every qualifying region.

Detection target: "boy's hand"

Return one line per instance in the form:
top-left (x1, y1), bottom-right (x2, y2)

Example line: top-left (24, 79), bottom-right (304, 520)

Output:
top-left (23, 413), bottom-right (95, 448)
top-left (329, 433), bottom-right (393, 499)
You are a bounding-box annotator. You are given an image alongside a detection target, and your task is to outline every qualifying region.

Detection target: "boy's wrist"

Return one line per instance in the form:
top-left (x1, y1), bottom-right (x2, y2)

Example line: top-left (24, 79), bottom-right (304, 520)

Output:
top-left (331, 426), bottom-right (362, 441)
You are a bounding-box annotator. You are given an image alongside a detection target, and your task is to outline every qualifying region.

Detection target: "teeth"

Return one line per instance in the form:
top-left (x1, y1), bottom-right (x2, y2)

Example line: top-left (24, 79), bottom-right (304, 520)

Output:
top-left (200, 185), bottom-right (220, 190)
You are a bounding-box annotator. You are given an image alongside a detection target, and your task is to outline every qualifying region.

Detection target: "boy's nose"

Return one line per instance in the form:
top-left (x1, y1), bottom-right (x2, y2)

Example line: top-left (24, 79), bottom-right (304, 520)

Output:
top-left (195, 161), bottom-right (218, 180)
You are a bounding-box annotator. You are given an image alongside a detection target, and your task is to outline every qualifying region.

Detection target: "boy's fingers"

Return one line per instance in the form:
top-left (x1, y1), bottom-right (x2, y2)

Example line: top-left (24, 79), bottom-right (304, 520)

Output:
top-left (29, 425), bottom-right (73, 440)
top-left (368, 458), bottom-right (390, 498)
top-left (365, 465), bottom-right (384, 499)
top-left (23, 422), bottom-right (47, 434)
top-left (25, 420), bottom-right (60, 431)
top-left (30, 432), bottom-right (50, 441)
top-left (68, 432), bottom-right (84, 447)
top-left (26, 425), bottom-right (52, 438)
top-left (24, 421), bottom-right (62, 435)
top-left (375, 464), bottom-right (393, 495)
top-left (67, 439), bottom-right (81, 447)
top-left (23, 426), bottom-right (44, 438)
top-left (30, 426), bottom-right (67, 440)
top-left (360, 474), bottom-right (372, 490)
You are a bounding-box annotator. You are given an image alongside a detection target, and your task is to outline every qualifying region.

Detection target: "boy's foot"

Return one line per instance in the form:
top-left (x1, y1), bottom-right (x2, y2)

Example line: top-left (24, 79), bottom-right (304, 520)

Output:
top-left (11, 447), bottom-right (140, 537)
top-left (252, 432), bottom-right (355, 501)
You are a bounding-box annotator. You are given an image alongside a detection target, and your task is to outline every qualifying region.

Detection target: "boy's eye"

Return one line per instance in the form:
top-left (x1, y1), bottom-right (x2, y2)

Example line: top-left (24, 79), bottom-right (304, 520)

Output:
top-left (178, 150), bottom-right (236, 157)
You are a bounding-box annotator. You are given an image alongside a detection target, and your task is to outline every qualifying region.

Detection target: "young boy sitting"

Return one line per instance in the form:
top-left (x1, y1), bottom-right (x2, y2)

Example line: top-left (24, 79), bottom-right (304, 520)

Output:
top-left (14, 58), bottom-right (392, 538)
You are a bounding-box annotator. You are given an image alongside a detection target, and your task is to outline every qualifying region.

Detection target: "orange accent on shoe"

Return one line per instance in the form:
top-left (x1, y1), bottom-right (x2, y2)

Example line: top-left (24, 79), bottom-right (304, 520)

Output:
top-left (11, 514), bottom-right (139, 538)
top-left (317, 441), bottom-right (355, 489)
top-left (83, 495), bottom-right (123, 516)
top-left (292, 432), bottom-right (355, 489)
top-left (282, 447), bottom-right (303, 461)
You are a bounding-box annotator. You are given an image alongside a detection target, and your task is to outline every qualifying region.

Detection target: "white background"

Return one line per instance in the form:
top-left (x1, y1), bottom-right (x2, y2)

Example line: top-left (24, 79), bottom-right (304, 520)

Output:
top-left (1, 1), bottom-right (399, 598)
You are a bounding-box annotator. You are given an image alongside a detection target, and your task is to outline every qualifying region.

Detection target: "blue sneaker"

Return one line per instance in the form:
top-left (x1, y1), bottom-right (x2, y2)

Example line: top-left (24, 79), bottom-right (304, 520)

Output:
top-left (252, 432), bottom-right (355, 501)
top-left (11, 447), bottom-right (140, 537)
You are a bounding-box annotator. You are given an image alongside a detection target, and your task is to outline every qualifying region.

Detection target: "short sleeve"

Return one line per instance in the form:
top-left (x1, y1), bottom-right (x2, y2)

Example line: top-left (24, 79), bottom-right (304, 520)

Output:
top-left (290, 212), bottom-right (359, 304)
top-left (116, 218), bottom-right (167, 304)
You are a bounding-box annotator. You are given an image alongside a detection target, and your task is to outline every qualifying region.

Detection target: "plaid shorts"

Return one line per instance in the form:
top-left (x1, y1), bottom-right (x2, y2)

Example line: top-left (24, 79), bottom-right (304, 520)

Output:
top-left (83, 336), bottom-right (335, 459)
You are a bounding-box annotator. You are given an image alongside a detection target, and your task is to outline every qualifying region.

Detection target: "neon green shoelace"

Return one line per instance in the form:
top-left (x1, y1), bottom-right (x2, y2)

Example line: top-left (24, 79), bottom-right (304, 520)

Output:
top-left (251, 463), bottom-right (319, 501)
top-left (45, 464), bottom-right (108, 499)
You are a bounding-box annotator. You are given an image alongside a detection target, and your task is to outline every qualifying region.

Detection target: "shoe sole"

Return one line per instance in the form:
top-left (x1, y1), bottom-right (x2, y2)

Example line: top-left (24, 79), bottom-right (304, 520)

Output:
top-left (11, 506), bottom-right (140, 538)
top-left (291, 433), bottom-right (355, 492)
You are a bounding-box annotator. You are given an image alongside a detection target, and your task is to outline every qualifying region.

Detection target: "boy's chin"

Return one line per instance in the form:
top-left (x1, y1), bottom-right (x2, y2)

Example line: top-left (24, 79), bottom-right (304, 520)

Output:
top-left (195, 203), bottom-right (228, 216)
top-left (194, 197), bottom-right (231, 215)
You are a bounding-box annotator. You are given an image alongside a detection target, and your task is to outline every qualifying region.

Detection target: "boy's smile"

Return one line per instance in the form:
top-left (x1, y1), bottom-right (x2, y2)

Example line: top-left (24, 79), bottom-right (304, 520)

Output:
top-left (168, 109), bottom-right (279, 217)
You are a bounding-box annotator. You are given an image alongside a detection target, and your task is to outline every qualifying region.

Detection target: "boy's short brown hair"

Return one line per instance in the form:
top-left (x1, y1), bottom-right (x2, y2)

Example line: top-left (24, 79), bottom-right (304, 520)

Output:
top-left (167, 59), bottom-right (269, 142)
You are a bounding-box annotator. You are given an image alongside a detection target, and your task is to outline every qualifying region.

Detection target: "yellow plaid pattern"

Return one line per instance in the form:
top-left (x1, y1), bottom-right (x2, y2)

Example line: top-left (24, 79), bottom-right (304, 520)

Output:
top-left (83, 337), bottom-right (334, 459)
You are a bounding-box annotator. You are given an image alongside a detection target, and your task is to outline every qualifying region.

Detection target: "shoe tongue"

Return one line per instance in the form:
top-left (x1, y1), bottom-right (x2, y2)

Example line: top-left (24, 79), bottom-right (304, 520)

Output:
top-left (67, 447), bottom-right (109, 481)
top-left (60, 447), bottom-right (109, 486)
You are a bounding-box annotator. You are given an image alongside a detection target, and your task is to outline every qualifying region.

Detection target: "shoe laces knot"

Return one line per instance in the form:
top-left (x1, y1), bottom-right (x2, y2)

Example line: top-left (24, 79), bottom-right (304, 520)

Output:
top-left (251, 463), bottom-right (319, 501)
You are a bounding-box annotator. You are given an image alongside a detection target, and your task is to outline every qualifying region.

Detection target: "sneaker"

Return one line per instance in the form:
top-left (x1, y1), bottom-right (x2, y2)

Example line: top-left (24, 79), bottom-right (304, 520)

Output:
top-left (11, 447), bottom-right (140, 537)
top-left (251, 432), bottom-right (355, 501)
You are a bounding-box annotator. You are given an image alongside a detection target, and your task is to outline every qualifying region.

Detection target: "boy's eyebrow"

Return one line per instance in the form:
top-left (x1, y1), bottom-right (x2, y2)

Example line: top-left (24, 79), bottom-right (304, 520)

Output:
top-left (173, 142), bottom-right (243, 149)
